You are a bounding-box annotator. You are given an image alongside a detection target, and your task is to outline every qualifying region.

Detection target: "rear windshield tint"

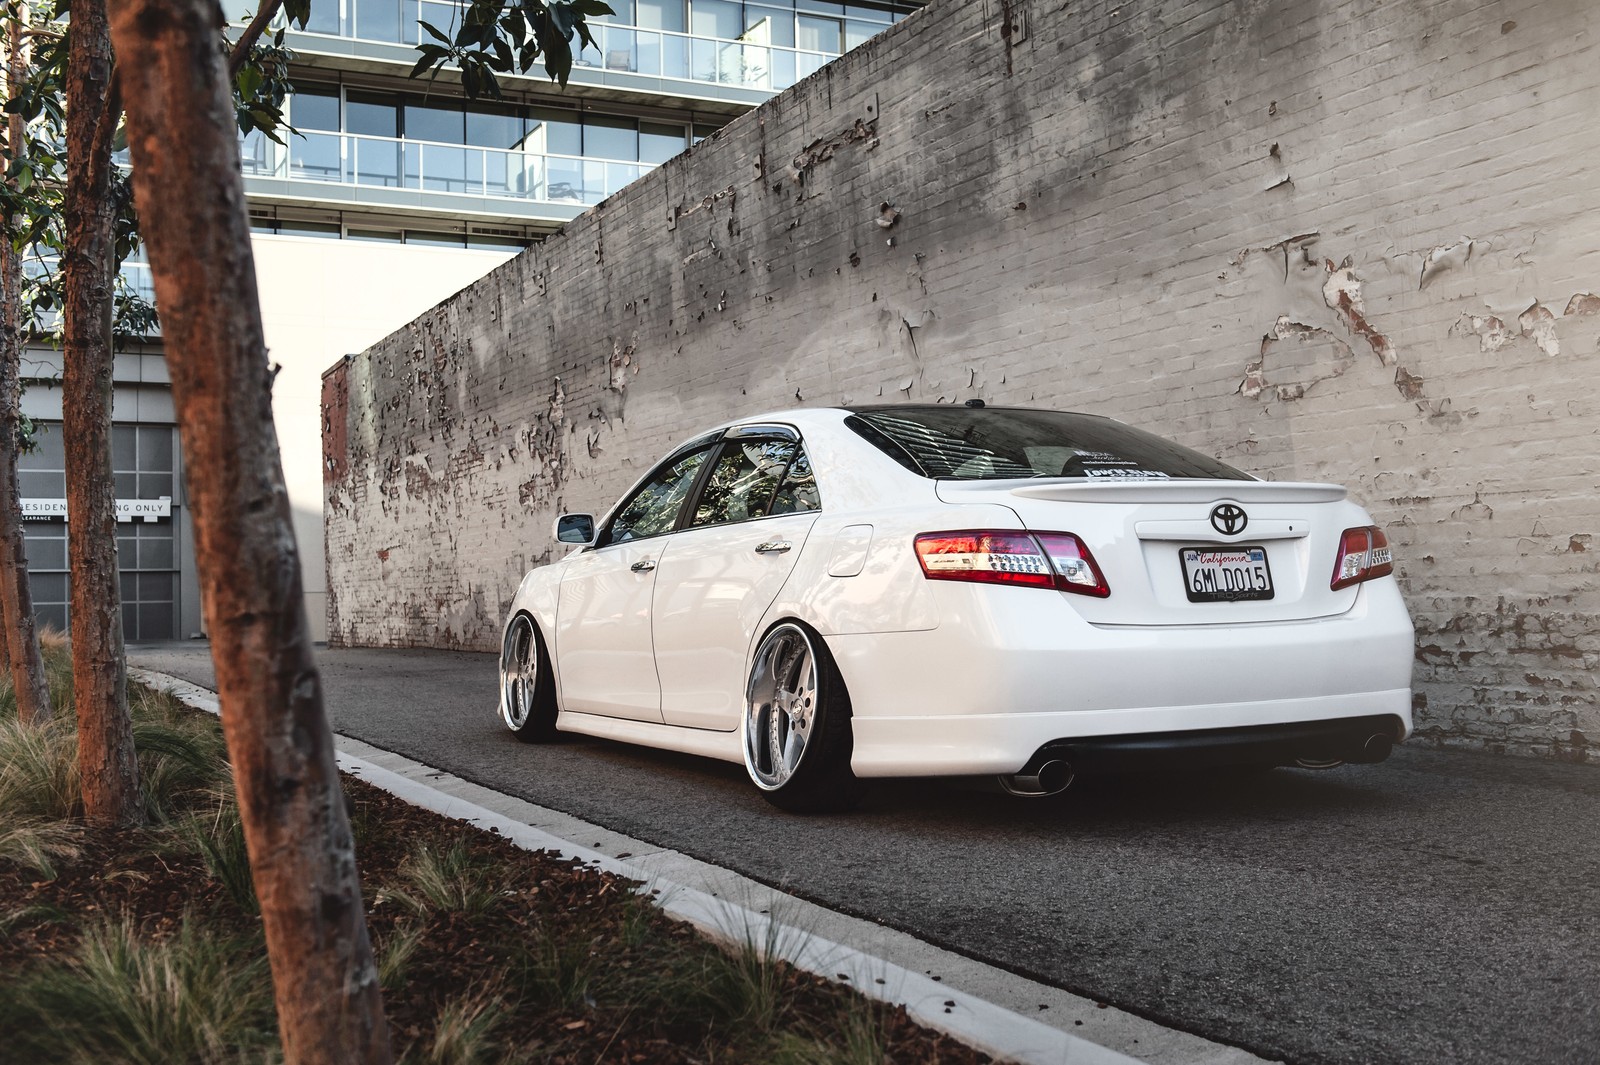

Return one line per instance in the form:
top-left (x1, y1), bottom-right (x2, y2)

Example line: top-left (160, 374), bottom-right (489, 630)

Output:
top-left (845, 407), bottom-right (1251, 481)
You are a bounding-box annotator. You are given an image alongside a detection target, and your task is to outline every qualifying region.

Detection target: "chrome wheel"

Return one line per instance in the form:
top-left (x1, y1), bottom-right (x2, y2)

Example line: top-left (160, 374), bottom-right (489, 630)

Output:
top-left (500, 615), bottom-right (537, 731)
top-left (744, 623), bottom-right (819, 791)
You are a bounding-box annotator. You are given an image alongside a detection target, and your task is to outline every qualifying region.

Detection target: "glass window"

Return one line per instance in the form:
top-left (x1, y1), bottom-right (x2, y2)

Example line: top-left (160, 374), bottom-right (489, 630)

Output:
top-left (348, 228), bottom-right (405, 243)
top-left (138, 425), bottom-right (174, 473)
top-left (291, 87), bottom-right (341, 132)
top-left (607, 446), bottom-right (712, 544)
top-left (405, 230), bottom-right (466, 247)
top-left (768, 447), bottom-right (821, 515)
top-left (346, 94), bottom-right (399, 137)
top-left (18, 470), bottom-right (61, 497)
top-left (638, 0), bottom-right (686, 31)
top-left (640, 122), bottom-right (688, 164)
top-left (584, 115), bottom-right (637, 161)
top-left (846, 408), bottom-right (1252, 481)
top-left (23, 425), bottom-right (64, 468)
top-left (354, 0), bottom-right (406, 42)
top-left (111, 424), bottom-right (137, 470)
top-left (529, 108), bottom-right (582, 156)
top-left (405, 102), bottom-right (463, 144)
top-left (305, 3), bottom-right (340, 34)
top-left (276, 220), bottom-right (342, 239)
top-left (467, 234), bottom-right (529, 251)
top-left (692, 0), bottom-right (743, 39)
top-left (843, 18), bottom-right (877, 48)
top-left (690, 440), bottom-right (797, 527)
top-left (797, 13), bottom-right (842, 51)
top-left (465, 107), bottom-right (524, 149)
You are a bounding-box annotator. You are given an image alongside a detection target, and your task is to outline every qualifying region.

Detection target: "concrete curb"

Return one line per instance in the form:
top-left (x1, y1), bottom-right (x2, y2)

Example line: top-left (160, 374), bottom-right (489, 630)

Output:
top-left (132, 668), bottom-right (1271, 1065)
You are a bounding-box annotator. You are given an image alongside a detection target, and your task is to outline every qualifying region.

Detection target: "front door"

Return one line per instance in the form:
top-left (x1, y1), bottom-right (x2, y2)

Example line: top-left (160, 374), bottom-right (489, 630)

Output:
top-left (555, 443), bottom-right (712, 721)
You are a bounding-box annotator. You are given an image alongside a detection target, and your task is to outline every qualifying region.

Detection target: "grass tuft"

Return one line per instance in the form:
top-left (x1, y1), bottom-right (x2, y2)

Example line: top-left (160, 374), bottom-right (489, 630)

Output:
top-left (377, 922), bottom-right (427, 993)
top-left (0, 913), bottom-right (277, 1065)
top-left (405, 987), bottom-right (515, 1065)
top-left (180, 786), bottom-right (258, 913)
top-left (0, 712), bottom-right (82, 819)
top-left (380, 837), bottom-right (510, 916)
top-left (506, 930), bottom-right (600, 1013)
top-left (0, 815), bottom-right (82, 878)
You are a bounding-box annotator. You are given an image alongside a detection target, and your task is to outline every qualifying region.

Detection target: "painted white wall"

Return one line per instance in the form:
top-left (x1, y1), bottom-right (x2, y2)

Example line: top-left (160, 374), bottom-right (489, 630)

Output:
top-left (252, 234), bottom-right (517, 642)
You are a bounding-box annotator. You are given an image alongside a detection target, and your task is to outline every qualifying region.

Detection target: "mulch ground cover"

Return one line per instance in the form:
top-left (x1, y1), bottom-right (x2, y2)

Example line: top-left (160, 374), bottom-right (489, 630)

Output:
top-left (1, 730), bottom-right (991, 1064)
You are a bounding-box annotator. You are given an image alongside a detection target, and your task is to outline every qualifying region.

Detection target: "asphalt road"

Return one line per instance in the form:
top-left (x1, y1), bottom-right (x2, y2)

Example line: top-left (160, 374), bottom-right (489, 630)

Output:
top-left (130, 642), bottom-right (1600, 1065)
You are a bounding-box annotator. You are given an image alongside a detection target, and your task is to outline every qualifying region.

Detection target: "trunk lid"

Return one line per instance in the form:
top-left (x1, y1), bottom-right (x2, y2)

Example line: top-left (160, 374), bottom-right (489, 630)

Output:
top-left (936, 478), bottom-right (1363, 625)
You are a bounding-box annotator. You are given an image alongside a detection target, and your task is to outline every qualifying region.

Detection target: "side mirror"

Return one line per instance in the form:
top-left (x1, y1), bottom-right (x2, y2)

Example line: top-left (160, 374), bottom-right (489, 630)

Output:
top-left (554, 512), bottom-right (598, 546)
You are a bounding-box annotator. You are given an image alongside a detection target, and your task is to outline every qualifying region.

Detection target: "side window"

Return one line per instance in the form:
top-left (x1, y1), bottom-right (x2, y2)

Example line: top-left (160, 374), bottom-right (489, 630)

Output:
top-left (768, 447), bottom-right (821, 516)
top-left (607, 447), bottom-right (711, 544)
top-left (690, 440), bottom-right (797, 528)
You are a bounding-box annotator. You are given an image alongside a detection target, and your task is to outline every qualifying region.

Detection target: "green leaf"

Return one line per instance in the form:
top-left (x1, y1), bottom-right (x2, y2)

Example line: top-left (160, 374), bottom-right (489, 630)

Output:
top-left (418, 19), bottom-right (452, 44)
top-left (548, 3), bottom-right (576, 38)
top-left (408, 52), bottom-right (438, 80)
top-left (569, 0), bottom-right (616, 16)
top-left (284, 0), bottom-right (311, 28)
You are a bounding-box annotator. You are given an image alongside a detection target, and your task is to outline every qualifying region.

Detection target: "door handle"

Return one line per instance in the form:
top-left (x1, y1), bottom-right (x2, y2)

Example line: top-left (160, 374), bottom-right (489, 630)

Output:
top-left (754, 541), bottom-right (792, 554)
top-left (630, 559), bottom-right (656, 572)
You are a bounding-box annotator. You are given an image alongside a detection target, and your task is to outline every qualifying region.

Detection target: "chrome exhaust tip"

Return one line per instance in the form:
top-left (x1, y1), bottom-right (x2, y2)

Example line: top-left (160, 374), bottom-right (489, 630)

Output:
top-left (1356, 732), bottom-right (1395, 763)
top-left (997, 759), bottom-right (1075, 797)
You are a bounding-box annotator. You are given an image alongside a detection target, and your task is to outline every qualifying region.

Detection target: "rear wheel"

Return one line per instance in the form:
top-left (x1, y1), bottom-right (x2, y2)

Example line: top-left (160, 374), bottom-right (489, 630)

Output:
top-left (499, 614), bottom-right (558, 742)
top-left (743, 621), bottom-right (863, 814)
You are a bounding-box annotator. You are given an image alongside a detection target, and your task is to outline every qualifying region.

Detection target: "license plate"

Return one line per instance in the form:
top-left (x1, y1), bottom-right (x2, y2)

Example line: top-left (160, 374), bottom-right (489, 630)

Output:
top-left (1180, 546), bottom-right (1274, 602)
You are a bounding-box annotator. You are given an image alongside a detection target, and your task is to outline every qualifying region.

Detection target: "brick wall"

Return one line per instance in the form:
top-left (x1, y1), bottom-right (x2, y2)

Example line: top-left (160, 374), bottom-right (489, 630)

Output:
top-left (324, 0), bottom-right (1600, 759)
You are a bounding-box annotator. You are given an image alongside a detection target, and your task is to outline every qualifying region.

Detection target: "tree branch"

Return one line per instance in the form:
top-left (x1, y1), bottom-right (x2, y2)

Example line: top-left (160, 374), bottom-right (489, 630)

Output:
top-left (227, 0), bottom-right (283, 79)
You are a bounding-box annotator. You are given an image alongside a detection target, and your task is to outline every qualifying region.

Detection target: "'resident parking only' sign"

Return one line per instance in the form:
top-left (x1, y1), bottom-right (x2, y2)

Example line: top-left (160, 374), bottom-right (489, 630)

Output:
top-left (21, 497), bottom-right (172, 523)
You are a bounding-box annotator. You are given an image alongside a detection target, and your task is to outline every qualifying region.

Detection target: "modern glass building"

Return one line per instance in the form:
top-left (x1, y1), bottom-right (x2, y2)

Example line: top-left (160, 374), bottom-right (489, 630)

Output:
top-left (19, 0), bottom-right (921, 643)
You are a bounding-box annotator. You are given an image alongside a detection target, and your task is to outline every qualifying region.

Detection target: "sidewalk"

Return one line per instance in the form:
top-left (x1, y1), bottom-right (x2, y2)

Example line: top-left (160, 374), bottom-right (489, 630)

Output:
top-left (134, 663), bottom-right (1270, 1065)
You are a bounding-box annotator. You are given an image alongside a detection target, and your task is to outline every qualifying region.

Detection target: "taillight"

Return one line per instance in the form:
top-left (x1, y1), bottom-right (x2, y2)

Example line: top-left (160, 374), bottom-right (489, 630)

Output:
top-left (1331, 526), bottom-right (1394, 590)
top-left (914, 530), bottom-right (1110, 597)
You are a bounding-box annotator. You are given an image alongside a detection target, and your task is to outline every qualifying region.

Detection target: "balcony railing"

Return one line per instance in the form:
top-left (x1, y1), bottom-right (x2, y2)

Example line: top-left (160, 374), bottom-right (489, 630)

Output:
top-left (287, 15), bottom-right (837, 95)
top-left (241, 129), bottom-right (653, 208)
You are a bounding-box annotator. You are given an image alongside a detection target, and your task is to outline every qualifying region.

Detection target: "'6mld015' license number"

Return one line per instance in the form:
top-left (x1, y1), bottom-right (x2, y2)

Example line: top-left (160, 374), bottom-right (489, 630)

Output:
top-left (1180, 546), bottom-right (1274, 603)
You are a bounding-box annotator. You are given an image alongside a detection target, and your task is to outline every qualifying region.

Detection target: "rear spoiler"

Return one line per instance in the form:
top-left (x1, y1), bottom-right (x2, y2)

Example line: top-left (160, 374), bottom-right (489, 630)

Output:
top-left (938, 478), bottom-right (1349, 505)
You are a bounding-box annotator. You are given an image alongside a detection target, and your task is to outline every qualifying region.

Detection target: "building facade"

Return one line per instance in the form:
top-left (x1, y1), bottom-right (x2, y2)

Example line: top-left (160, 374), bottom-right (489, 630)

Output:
top-left (20, 0), bottom-right (919, 643)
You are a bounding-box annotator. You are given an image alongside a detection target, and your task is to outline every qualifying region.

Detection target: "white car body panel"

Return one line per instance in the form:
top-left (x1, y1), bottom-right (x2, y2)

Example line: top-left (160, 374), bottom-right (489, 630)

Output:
top-left (555, 541), bottom-right (663, 722)
top-left (501, 407), bottom-right (1416, 781)
top-left (653, 512), bottom-right (820, 731)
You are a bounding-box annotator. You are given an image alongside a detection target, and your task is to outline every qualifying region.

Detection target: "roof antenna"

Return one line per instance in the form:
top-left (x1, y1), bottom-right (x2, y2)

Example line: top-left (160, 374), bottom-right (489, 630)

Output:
top-left (964, 398), bottom-right (986, 408)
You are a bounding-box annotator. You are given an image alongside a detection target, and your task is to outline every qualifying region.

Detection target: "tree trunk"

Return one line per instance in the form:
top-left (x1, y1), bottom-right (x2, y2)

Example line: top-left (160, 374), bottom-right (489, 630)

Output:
top-left (63, 0), bottom-right (139, 825)
top-left (0, 11), bottom-right (53, 724)
top-left (108, 3), bottom-right (393, 1062)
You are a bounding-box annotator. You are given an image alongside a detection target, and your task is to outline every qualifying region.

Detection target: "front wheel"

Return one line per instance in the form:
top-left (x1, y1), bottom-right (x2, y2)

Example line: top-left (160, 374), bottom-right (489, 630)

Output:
top-left (499, 614), bottom-right (558, 742)
top-left (743, 621), bottom-right (863, 814)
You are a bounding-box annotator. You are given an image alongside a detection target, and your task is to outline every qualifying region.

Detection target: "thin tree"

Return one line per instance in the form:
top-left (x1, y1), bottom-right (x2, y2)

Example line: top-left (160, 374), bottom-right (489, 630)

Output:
top-left (62, 0), bottom-right (137, 825)
top-left (108, 1), bottom-right (392, 1058)
top-left (109, 0), bottom-right (601, 1054)
top-left (0, 3), bottom-right (51, 724)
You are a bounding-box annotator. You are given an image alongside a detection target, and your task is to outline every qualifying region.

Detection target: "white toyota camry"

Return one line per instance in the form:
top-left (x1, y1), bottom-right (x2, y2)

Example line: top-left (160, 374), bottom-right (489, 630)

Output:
top-left (498, 404), bottom-right (1414, 812)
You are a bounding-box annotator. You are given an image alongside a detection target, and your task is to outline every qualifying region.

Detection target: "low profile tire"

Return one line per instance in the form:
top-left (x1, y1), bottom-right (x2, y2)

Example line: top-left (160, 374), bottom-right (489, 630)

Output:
top-left (743, 620), bottom-right (864, 814)
top-left (499, 613), bottom-right (558, 743)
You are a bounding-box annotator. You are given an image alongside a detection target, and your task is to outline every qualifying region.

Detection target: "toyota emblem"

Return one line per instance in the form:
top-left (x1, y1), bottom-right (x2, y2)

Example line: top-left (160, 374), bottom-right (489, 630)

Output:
top-left (1210, 503), bottom-right (1248, 535)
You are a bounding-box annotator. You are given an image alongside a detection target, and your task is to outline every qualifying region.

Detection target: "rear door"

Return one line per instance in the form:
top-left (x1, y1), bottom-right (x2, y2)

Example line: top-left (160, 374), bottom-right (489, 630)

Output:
top-left (653, 430), bottom-right (821, 731)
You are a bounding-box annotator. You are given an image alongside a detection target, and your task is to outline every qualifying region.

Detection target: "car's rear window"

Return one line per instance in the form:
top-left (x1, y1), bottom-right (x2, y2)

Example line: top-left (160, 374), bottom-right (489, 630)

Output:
top-left (845, 407), bottom-right (1251, 481)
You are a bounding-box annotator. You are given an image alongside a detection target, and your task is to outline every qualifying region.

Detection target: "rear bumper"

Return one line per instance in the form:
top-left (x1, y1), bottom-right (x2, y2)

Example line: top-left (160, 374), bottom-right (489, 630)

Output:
top-left (1027, 713), bottom-right (1403, 774)
top-left (848, 689), bottom-right (1413, 776)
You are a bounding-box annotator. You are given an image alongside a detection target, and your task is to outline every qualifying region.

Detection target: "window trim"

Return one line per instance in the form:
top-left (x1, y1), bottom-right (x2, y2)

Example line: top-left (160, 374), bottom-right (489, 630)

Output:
top-left (595, 433), bottom-right (721, 549)
top-left (681, 434), bottom-right (805, 532)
